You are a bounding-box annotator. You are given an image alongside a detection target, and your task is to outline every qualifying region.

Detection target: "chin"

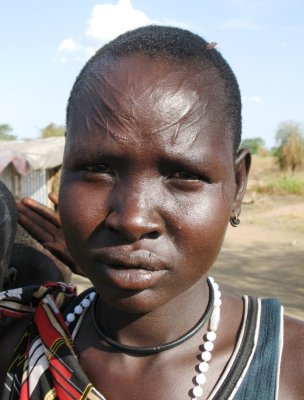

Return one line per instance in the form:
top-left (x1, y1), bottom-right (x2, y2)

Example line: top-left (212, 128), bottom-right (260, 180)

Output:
top-left (95, 284), bottom-right (170, 315)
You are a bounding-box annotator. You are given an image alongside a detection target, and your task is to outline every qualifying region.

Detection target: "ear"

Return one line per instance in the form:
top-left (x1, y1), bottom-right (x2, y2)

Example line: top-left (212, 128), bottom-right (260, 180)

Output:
top-left (232, 148), bottom-right (251, 217)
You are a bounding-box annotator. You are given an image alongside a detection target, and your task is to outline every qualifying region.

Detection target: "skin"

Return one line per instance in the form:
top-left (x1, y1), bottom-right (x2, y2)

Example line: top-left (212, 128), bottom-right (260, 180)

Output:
top-left (1, 54), bottom-right (303, 399)
top-left (60, 55), bottom-right (248, 315)
top-left (16, 194), bottom-right (83, 275)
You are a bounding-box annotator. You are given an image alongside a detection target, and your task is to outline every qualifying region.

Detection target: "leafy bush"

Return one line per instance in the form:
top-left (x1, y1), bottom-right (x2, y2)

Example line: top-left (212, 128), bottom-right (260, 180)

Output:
top-left (40, 123), bottom-right (65, 138)
top-left (240, 137), bottom-right (265, 154)
top-left (275, 121), bottom-right (304, 173)
top-left (255, 177), bottom-right (304, 195)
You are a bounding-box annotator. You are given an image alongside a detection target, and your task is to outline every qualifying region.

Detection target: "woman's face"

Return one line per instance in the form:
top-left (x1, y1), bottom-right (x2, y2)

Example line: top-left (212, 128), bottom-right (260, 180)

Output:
top-left (59, 55), bottom-right (247, 313)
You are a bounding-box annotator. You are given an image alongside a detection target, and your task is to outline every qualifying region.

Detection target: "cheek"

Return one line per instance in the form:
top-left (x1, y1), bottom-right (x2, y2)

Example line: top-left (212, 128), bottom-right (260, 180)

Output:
top-left (59, 179), bottom-right (110, 247)
top-left (171, 185), bottom-right (232, 257)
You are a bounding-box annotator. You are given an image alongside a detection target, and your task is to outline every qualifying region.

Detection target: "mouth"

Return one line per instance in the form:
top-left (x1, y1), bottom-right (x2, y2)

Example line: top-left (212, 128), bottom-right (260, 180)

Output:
top-left (91, 249), bottom-right (167, 290)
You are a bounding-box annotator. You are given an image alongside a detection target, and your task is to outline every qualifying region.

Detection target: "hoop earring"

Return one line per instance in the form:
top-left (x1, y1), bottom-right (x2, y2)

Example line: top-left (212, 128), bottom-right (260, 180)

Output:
top-left (230, 210), bottom-right (240, 227)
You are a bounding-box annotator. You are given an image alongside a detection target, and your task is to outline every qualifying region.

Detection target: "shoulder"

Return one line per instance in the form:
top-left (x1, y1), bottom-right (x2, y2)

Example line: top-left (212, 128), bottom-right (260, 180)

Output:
top-left (0, 282), bottom-right (78, 396)
top-left (279, 315), bottom-right (304, 399)
top-left (0, 316), bottom-right (32, 397)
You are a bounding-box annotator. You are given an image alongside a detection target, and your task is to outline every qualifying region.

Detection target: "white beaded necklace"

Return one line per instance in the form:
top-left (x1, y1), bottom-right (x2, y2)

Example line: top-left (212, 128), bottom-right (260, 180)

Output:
top-left (65, 277), bottom-right (221, 400)
top-left (191, 277), bottom-right (222, 399)
top-left (66, 291), bottom-right (96, 325)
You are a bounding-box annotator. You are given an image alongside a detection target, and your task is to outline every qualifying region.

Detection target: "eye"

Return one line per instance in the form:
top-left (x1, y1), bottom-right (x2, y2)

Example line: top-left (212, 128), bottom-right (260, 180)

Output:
top-left (167, 170), bottom-right (212, 191)
top-left (171, 171), bottom-right (202, 181)
top-left (84, 164), bottom-right (113, 174)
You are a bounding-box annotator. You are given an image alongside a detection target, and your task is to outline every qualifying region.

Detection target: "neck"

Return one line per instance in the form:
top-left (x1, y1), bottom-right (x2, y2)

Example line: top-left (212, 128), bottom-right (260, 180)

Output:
top-left (94, 277), bottom-right (210, 349)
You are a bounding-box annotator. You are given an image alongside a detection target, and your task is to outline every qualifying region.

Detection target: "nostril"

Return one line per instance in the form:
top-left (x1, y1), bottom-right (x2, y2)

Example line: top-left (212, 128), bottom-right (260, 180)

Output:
top-left (104, 216), bottom-right (161, 242)
top-left (141, 231), bottom-right (160, 240)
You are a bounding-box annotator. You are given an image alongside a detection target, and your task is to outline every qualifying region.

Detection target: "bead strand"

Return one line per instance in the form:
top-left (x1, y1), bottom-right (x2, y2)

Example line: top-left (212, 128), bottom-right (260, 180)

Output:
top-left (191, 277), bottom-right (221, 399)
top-left (64, 279), bottom-right (221, 400)
top-left (66, 291), bottom-right (96, 326)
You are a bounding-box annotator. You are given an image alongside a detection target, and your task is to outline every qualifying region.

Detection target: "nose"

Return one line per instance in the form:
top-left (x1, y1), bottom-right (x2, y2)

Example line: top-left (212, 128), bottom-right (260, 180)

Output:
top-left (105, 182), bottom-right (164, 242)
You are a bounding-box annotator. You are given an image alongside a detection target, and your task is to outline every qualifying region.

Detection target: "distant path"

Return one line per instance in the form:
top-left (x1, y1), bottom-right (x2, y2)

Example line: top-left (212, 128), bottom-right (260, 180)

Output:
top-left (214, 196), bottom-right (304, 319)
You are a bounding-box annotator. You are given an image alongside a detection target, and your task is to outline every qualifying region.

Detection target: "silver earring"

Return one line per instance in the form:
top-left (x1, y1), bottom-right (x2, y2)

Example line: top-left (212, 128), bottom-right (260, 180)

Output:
top-left (230, 210), bottom-right (240, 227)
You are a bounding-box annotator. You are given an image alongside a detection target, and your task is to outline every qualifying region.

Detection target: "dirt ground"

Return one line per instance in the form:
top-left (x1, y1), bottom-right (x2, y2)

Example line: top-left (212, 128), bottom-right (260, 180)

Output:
top-left (72, 193), bottom-right (304, 320)
top-left (213, 194), bottom-right (304, 319)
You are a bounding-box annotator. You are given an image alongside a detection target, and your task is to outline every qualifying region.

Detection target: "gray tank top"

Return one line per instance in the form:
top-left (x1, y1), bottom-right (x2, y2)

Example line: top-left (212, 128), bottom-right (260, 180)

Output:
top-left (69, 292), bottom-right (283, 400)
top-left (209, 296), bottom-right (283, 400)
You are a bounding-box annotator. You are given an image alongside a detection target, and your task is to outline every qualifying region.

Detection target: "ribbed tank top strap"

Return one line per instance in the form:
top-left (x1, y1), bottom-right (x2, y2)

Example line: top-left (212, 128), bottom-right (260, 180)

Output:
top-left (232, 297), bottom-right (283, 400)
top-left (211, 296), bottom-right (260, 400)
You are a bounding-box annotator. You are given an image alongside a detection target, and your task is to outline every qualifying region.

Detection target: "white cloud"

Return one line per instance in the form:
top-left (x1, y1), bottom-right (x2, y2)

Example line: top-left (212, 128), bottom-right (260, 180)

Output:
top-left (57, 38), bottom-right (96, 63)
top-left (86, 0), bottom-right (152, 42)
top-left (86, 46), bottom-right (97, 57)
top-left (242, 95), bottom-right (262, 103)
top-left (57, 1), bottom-right (188, 64)
top-left (58, 38), bottom-right (81, 53)
top-left (221, 18), bottom-right (261, 30)
top-left (250, 95), bottom-right (262, 103)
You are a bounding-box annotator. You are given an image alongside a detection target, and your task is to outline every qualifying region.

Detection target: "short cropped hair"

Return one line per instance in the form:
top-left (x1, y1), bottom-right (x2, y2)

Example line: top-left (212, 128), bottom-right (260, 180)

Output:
top-left (67, 25), bottom-right (242, 152)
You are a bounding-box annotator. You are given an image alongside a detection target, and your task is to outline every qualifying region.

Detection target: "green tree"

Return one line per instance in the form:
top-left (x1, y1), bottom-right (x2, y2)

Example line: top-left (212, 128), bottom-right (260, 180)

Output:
top-left (275, 121), bottom-right (304, 173)
top-left (240, 137), bottom-right (265, 154)
top-left (40, 123), bottom-right (65, 138)
top-left (0, 124), bottom-right (16, 141)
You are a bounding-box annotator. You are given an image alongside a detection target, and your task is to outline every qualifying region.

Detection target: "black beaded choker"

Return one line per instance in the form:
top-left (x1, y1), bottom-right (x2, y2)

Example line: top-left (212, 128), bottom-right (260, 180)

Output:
top-left (91, 278), bottom-right (215, 355)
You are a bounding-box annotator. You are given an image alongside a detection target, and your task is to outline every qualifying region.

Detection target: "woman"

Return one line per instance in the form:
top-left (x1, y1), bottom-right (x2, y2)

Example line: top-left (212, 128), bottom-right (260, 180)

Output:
top-left (1, 25), bottom-right (303, 399)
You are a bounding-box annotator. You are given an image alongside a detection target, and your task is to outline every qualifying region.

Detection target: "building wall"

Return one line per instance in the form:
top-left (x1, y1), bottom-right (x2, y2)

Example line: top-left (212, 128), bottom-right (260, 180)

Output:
top-left (23, 169), bottom-right (48, 204)
top-left (0, 166), bottom-right (49, 205)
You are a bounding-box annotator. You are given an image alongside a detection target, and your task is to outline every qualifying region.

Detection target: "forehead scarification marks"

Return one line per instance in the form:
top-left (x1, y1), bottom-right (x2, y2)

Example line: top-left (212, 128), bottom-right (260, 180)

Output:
top-left (68, 55), bottom-right (231, 152)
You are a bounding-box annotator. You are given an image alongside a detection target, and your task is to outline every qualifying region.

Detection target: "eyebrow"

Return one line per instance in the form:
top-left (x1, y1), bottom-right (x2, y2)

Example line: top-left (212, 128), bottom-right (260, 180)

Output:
top-left (71, 141), bottom-right (230, 176)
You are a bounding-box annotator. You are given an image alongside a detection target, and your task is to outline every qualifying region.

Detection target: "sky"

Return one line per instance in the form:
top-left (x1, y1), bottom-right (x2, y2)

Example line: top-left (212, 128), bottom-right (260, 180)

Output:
top-left (1, 0), bottom-right (303, 148)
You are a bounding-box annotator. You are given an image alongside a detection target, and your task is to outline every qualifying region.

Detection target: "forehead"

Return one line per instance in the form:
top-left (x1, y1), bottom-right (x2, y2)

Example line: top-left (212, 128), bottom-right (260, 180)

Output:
top-left (67, 54), bottom-right (232, 154)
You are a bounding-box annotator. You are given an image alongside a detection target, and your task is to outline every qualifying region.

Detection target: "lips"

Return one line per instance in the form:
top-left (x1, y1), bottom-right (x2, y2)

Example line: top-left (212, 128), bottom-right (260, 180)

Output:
top-left (91, 248), bottom-right (167, 290)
